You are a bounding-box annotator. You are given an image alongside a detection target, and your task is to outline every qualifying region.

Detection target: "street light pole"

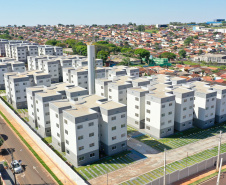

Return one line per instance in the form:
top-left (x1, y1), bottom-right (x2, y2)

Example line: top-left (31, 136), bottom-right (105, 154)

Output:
top-left (216, 158), bottom-right (223, 185)
top-left (163, 148), bottom-right (166, 185)
top-left (10, 149), bottom-right (17, 185)
top-left (216, 130), bottom-right (222, 172)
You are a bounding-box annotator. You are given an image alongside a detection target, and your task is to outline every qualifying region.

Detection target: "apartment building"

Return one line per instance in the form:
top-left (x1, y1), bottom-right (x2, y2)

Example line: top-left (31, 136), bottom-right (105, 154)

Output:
top-left (108, 76), bottom-right (133, 105)
top-left (145, 84), bottom-right (175, 138)
top-left (95, 78), bottom-right (112, 97)
top-left (27, 83), bottom-right (88, 137)
top-left (48, 94), bottom-right (127, 166)
top-left (0, 61), bottom-right (25, 89)
top-left (108, 66), bottom-right (127, 80)
top-left (0, 39), bottom-right (8, 56)
top-left (4, 71), bottom-right (51, 109)
top-left (212, 85), bottom-right (226, 123)
top-left (127, 87), bottom-right (149, 129)
top-left (126, 67), bottom-right (139, 78)
top-left (173, 86), bottom-right (194, 131)
top-left (191, 81), bottom-right (217, 129)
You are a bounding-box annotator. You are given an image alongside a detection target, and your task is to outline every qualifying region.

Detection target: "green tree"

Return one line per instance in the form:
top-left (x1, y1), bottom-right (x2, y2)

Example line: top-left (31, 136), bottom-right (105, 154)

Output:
top-left (173, 46), bottom-right (178, 50)
top-left (184, 37), bottom-right (193, 46)
top-left (194, 35), bottom-right (198, 39)
top-left (56, 43), bottom-right (66, 48)
top-left (0, 34), bottom-right (12, 39)
top-left (45, 39), bottom-right (60, 46)
top-left (119, 57), bottom-right (131, 66)
top-left (137, 25), bottom-right (145, 32)
top-left (178, 49), bottom-right (186, 58)
top-left (73, 45), bottom-right (87, 56)
top-left (18, 36), bottom-right (24, 40)
top-left (159, 52), bottom-right (176, 60)
top-left (134, 48), bottom-right (150, 63)
top-left (199, 50), bottom-right (203, 55)
top-left (97, 50), bottom-right (109, 62)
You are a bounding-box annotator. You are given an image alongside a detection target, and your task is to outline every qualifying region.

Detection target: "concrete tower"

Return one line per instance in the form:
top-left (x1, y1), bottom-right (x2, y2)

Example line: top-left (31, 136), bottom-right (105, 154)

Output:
top-left (88, 45), bottom-right (95, 95)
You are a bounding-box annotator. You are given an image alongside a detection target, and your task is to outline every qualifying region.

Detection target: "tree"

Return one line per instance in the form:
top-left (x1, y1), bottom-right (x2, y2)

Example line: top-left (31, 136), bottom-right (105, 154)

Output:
top-left (56, 43), bottom-right (66, 48)
top-left (178, 49), bottom-right (186, 58)
top-left (0, 34), bottom-right (12, 40)
top-left (184, 37), bottom-right (193, 46)
top-left (134, 49), bottom-right (150, 64)
top-left (119, 57), bottom-right (131, 66)
top-left (173, 46), bottom-right (178, 50)
top-left (199, 50), bottom-right (203, 55)
top-left (97, 50), bottom-right (109, 62)
top-left (194, 35), bottom-right (198, 39)
top-left (159, 52), bottom-right (176, 60)
top-left (18, 36), bottom-right (23, 40)
top-left (45, 39), bottom-right (60, 46)
top-left (73, 45), bottom-right (87, 56)
top-left (137, 25), bottom-right (145, 32)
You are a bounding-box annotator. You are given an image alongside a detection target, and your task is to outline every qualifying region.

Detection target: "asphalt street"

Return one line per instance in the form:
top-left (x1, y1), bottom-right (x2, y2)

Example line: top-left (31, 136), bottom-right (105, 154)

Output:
top-left (0, 116), bottom-right (56, 185)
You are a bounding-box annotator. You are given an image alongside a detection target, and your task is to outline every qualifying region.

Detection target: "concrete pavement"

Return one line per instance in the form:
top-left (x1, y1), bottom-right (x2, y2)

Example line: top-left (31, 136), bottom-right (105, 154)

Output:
top-left (89, 132), bottom-right (225, 185)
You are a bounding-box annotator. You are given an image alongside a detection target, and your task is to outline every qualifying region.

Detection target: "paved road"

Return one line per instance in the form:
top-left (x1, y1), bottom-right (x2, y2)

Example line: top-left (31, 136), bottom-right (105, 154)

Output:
top-left (89, 131), bottom-right (225, 185)
top-left (202, 172), bottom-right (226, 185)
top-left (0, 117), bottom-right (56, 185)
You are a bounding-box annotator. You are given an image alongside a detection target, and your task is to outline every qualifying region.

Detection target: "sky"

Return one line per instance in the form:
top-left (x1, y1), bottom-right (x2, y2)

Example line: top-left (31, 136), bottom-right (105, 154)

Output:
top-left (1, 0), bottom-right (226, 26)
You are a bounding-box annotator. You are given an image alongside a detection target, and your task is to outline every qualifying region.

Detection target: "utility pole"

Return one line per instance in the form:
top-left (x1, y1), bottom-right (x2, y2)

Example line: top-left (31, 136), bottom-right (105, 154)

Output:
top-left (216, 158), bottom-right (223, 185)
top-left (10, 149), bottom-right (16, 185)
top-left (216, 130), bottom-right (222, 172)
top-left (107, 166), bottom-right (108, 185)
top-left (163, 148), bottom-right (166, 185)
top-left (186, 152), bottom-right (188, 167)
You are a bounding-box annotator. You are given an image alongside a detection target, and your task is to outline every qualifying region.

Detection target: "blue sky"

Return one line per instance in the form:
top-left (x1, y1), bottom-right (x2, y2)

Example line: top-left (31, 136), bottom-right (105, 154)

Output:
top-left (1, 0), bottom-right (226, 26)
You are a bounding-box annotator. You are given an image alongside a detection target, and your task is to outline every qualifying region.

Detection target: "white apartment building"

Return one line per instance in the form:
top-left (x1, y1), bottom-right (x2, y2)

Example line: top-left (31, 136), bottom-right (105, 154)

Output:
top-left (212, 85), bottom-right (226, 123)
top-left (27, 83), bottom-right (88, 138)
top-left (95, 78), bottom-right (112, 97)
top-left (0, 61), bottom-right (25, 89)
top-left (127, 87), bottom-right (149, 129)
top-left (173, 87), bottom-right (194, 131)
top-left (48, 94), bottom-right (127, 166)
top-left (4, 71), bottom-right (51, 109)
top-left (108, 76), bottom-right (133, 105)
top-left (126, 67), bottom-right (139, 78)
top-left (191, 81), bottom-right (217, 129)
top-left (145, 84), bottom-right (175, 138)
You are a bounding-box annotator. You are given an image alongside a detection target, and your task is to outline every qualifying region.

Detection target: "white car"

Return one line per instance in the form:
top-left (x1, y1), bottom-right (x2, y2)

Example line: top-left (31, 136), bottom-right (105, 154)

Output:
top-left (11, 160), bottom-right (23, 174)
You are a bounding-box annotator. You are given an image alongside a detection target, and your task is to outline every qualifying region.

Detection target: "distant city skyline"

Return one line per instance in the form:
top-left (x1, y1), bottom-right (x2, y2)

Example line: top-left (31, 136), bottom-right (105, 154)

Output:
top-left (1, 0), bottom-right (226, 26)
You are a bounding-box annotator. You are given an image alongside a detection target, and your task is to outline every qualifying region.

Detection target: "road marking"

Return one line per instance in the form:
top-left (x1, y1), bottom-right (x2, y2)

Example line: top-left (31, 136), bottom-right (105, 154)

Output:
top-left (33, 166), bottom-right (39, 173)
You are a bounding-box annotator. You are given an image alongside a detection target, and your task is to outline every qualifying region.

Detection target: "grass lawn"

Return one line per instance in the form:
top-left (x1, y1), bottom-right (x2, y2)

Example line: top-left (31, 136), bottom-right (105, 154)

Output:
top-left (127, 126), bottom-right (138, 135)
top-left (120, 144), bottom-right (226, 185)
top-left (75, 149), bottom-right (146, 181)
top-left (44, 137), bottom-right (52, 144)
top-left (0, 90), bottom-right (6, 94)
top-left (145, 29), bottom-right (159, 34)
top-left (129, 122), bottom-right (226, 152)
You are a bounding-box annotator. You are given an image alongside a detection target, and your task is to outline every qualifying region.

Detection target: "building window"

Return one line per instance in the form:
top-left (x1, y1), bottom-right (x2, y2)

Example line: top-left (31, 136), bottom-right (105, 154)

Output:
top-left (169, 103), bottom-right (172, 106)
top-left (183, 115), bottom-right (186, 119)
top-left (168, 112), bottom-right (172, 115)
top-left (168, 128), bottom-right (172, 132)
top-left (161, 113), bottom-right (165, 117)
top-left (147, 101), bottom-right (151, 105)
top-left (135, 105), bottom-right (139, 109)
top-left (90, 153), bottom-right (95, 158)
top-left (89, 143), bottom-right (95, 147)
top-left (79, 146), bottom-right (84, 151)
top-left (135, 121), bottom-right (138, 125)
top-left (146, 109), bottom-right (150, 113)
top-left (89, 122), bottom-right (94, 127)
top-left (56, 123), bottom-right (59, 128)
top-left (146, 118), bottom-right (150, 122)
top-left (111, 116), bottom-right (116, 120)
top-left (190, 97), bottom-right (193, 101)
top-left (45, 112), bottom-right (49, 116)
top-left (121, 124), bottom-right (126, 128)
top-left (101, 86), bottom-right (103, 89)
top-left (135, 97), bottom-right (139, 101)
top-left (78, 136), bottom-right (83, 140)
top-left (212, 98), bottom-right (215, 101)
top-left (211, 105), bottom-right (214, 109)
top-left (112, 146), bottom-right (117, 150)
top-left (183, 107), bottom-right (186, 111)
top-left (44, 103), bottom-right (49, 107)
top-left (119, 98), bottom-right (123, 102)
top-left (135, 113), bottom-right (139, 117)
top-left (109, 89), bottom-right (112, 92)
top-left (184, 99), bottom-right (187, 102)
top-left (64, 119), bottom-right (68, 124)
top-left (66, 140), bottom-right (69, 145)
top-left (112, 126), bottom-right (116, 131)
top-left (56, 114), bottom-right (58, 118)
top-left (77, 125), bottom-right (83, 129)
top-left (189, 106), bottom-right (193, 109)
top-left (161, 122), bottom-right (165, 126)
top-left (122, 143), bottom-right (126, 147)
top-left (168, 120), bottom-right (172, 123)
top-left (65, 130), bottom-right (68, 135)
top-left (66, 150), bottom-right (70, 154)
top-left (146, 126), bottom-right (150, 130)
top-left (79, 156), bottom-right (85, 161)
top-left (57, 133), bottom-right (60, 137)
top-left (89, 133), bottom-right (94, 137)
top-left (121, 133), bottom-right (126, 137)
top-left (162, 105), bottom-right (165, 108)
top-left (112, 136), bottom-right (116, 140)
top-left (121, 114), bottom-right (125, 118)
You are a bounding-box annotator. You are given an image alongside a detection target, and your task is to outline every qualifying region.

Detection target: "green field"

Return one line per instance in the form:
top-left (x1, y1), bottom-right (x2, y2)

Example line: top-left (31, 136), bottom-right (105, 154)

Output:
top-left (129, 122), bottom-right (226, 152)
top-left (120, 143), bottom-right (226, 185)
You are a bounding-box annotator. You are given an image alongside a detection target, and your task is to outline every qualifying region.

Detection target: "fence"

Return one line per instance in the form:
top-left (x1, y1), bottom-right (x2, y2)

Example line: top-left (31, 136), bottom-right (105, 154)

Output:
top-left (146, 153), bottom-right (226, 185)
top-left (0, 99), bottom-right (87, 185)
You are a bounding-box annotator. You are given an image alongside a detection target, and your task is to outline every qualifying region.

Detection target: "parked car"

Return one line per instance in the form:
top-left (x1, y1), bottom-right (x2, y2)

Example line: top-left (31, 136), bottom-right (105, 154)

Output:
top-left (10, 160), bottom-right (23, 174)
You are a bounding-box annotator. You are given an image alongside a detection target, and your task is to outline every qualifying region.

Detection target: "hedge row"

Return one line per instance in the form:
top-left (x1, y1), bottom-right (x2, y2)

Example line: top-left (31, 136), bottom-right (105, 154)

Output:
top-left (0, 111), bottom-right (63, 185)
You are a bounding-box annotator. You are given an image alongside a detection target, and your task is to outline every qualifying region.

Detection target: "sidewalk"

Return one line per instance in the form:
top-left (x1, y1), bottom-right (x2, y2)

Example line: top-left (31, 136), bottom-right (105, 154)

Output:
top-left (0, 103), bottom-right (76, 185)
